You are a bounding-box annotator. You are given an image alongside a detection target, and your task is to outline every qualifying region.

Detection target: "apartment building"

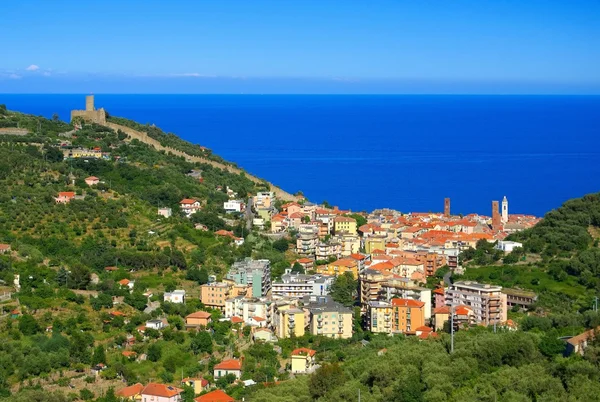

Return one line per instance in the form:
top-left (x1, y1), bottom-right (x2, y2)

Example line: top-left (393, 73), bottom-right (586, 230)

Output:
top-left (391, 298), bottom-right (425, 334)
top-left (333, 216), bottom-right (357, 235)
top-left (367, 300), bottom-right (393, 334)
top-left (317, 258), bottom-right (358, 279)
top-left (225, 297), bottom-right (273, 327)
top-left (315, 241), bottom-right (342, 261)
top-left (226, 258), bottom-right (272, 297)
top-left (302, 295), bottom-right (353, 339)
top-left (275, 305), bottom-right (305, 339)
top-left (446, 281), bottom-right (507, 325)
top-left (296, 225), bottom-right (319, 257)
top-left (200, 282), bottom-right (248, 311)
top-left (272, 272), bottom-right (333, 298)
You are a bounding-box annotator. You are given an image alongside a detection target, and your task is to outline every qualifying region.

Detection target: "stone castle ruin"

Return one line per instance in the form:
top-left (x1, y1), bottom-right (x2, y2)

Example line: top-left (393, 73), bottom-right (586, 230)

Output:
top-left (70, 95), bottom-right (106, 124)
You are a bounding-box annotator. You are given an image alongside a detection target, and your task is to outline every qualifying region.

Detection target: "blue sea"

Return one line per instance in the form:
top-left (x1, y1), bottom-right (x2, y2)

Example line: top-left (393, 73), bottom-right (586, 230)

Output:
top-left (1, 94), bottom-right (599, 217)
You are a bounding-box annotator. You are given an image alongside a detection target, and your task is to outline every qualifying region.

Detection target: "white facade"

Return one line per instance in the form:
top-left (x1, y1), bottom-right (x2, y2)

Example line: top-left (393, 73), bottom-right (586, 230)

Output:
top-left (224, 200), bottom-right (245, 213)
top-left (158, 207), bottom-right (172, 218)
top-left (496, 240), bottom-right (523, 253)
top-left (145, 319), bottom-right (165, 330)
top-left (180, 200), bottom-right (201, 217)
top-left (225, 297), bottom-right (272, 327)
top-left (272, 272), bottom-right (333, 298)
top-left (502, 196), bottom-right (509, 223)
top-left (164, 290), bottom-right (186, 304)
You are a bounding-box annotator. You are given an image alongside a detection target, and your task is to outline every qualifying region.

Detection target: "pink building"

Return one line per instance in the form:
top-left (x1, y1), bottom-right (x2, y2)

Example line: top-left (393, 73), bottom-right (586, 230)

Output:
top-left (141, 383), bottom-right (183, 402)
top-left (55, 191), bottom-right (75, 204)
top-left (85, 176), bottom-right (100, 186)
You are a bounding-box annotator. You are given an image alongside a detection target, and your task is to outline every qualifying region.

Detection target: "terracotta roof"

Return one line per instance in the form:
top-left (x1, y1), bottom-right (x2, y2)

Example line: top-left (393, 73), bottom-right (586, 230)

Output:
top-left (180, 198), bottom-right (199, 204)
top-left (122, 351), bottom-right (137, 357)
top-left (105, 266), bottom-right (118, 271)
top-left (415, 325), bottom-right (432, 332)
top-left (334, 216), bottom-right (356, 223)
top-left (116, 383), bottom-right (144, 398)
top-left (454, 306), bottom-right (473, 315)
top-left (58, 191), bottom-right (75, 197)
top-left (110, 311), bottom-right (126, 317)
top-left (118, 279), bottom-right (130, 286)
top-left (391, 298), bottom-right (425, 308)
top-left (141, 383), bottom-right (183, 397)
top-left (214, 359), bottom-right (242, 371)
top-left (195, 389), bottom-right (234, 402)
top-left (186, 311), bottom-right (212, 319)
top-left (231, 316), bottom-right (244, 324)
top-left (418, 332), bottom-right (439, 340)
top-left (0, 244), bottom-right (10, 251)
top-left (349, 253), bottom-right (367, 260)
top-left (330, 258), bottom-right (358, 268)
top-left (297, 258), bottom-right (313, 264)
top-left (433, 306), bottom-right (450, 314)
top-left (291, 348), bottom-right (316, 357)
top-left (433, 288), bottom-right (445, 295)
top-left (85, 176), bottom-right (99, 180)
top-left (252, 316), bottom-right (266, 322)
top-left (567, 327), bottom-right (600, 346)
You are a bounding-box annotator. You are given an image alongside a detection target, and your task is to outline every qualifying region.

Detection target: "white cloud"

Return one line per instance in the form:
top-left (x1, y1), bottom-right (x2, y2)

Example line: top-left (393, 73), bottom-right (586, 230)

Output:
top-left (42, 71), bottom-right (52, 77)
top-left (26, 64), bottom-right (40, 71)
top-left (9, 74), bottom-right (22, 79)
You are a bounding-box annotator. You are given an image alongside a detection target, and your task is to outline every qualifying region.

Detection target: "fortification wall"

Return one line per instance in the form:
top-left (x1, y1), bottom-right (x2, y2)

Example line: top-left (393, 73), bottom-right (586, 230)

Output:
top-left (104, 121), bottom-right (298, 201)
top-left (0, 128), bottom-right (29, 136)
top-left (71, 109), bottom-right (106, 125)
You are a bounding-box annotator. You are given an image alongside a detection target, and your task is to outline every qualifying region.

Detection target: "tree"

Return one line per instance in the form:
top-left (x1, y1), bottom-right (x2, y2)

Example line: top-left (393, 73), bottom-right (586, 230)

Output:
top-left (291, 262), bottom-right (305, 274)
top-left (272, 238), bottom-right (289, 253)
top-left (147, 343), bottom-right (162, 362)
top-left (186, 267), bottom-right (209, 284)
top-left (18, 314), bottom-right (40, 336)
top-left (52, 113), bottom-right (59, 122)
top-left (309, 363), bottom-right (345, 399)
top-left (329, 272), bottom-right (357, 307)
top-left (191, 331), bottom-right (213, 355)
top-left (44, 145), bottom-right (64, 163)
top-left (91, 345), bottom-right (106, 366)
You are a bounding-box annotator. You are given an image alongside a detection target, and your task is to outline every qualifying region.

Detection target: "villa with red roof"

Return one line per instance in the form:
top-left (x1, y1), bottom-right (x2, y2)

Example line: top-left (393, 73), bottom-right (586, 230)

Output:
top-left (55, 191), bottom-right (75, 204)
top-left (213, 359), bottom-right (242, 379)
top-left (84, 176), bottom-right (99, 186)
top-left (141, 383), bottom-right (183, 402)
top-left (180, 198), bottom-right (201, 217)
top-left (194, 389), bottom-right (234, 402)
top-left (0, 244), bottom-right (11, 254)
top-left (291, 348), bottom-right (317, 374)
top-left (116, 382), bottom-right (144, 400)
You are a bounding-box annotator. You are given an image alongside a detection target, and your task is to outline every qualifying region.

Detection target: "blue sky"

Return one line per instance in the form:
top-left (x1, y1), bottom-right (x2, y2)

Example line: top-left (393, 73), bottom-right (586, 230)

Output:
top-left (1, 0), bottom-right (599, 93)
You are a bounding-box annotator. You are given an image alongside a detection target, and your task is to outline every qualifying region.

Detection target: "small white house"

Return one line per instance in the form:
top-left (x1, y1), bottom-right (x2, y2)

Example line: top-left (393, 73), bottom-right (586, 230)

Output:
top-left (145, 319), bottom-right (166, 330)
top-left (496, 241), bottom-right (523, 253)
top-left (158, 207), bottom-right (172, 218)
top-left (213, 359), bottom-right (242, 379)
top-left (224, 200), bottom-right (245, 213)
top-left (164, 289), bottom-right (186, 304)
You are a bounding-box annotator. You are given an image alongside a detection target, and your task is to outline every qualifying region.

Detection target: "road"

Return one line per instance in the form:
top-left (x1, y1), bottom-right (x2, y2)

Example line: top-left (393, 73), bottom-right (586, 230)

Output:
top-left (245, 197), bottom-right (254, 231)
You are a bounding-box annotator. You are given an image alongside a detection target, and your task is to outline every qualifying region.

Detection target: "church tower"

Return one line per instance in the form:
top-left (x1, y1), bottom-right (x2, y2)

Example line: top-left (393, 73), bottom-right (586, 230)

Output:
top-left (502, 196), bottom-right (508, 223)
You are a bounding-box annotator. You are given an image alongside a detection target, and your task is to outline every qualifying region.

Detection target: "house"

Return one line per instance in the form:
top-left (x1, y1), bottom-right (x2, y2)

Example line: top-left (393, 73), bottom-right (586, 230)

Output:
top-left (116, 382), bottom-right (144, 400)
top-left (158, 207), bottom-right (173, 218)
top-left (318, 258), bottom-right (358, 279)
top-left (0, 244), bottom-right (10, 254)
top-left (141, 383), bottom-right (183, 402)
top-left (146, 319), bottom-right (166, 330)
top-left (194, 389), bottom-right (234, 402)
top-left (391, 298), bottom-right (426, 334)
top-left (180, 198), bottom-right (202, 217)
top-left (333, 216), bottom-right (357, 235)
top-left (118, 278), bottom-right (135, 290)
top-left (291, 348), bottom-right (317, 374)
top-left (181, 378), bottom-right (209, 395)
top-left (122, 350), bottom-right (138, 359)
top-left (253, 327), bottom-right (277, 343)
top-left (55, 191), bottom-right (76, 204)
top-left (495, 240), bottom-right (523, 253)
top-left (164, 290), bottom-right (186, 304)
top-left (185, 311), bottom-right (212, 329)
top-left (85, 176), bottom-right (100, 186)
top-left (231, 316), bottom-right (244, 325)
top-left (566, 327), bottom-right (600, 356)
top-left (200, 282), bottom-right (248, 311)
top-left (213, 359), bottom-right (242, 379)
top-left (224, 200), bottom-right (245, 213)
top-left (91, 363), bottom-right (107, 376)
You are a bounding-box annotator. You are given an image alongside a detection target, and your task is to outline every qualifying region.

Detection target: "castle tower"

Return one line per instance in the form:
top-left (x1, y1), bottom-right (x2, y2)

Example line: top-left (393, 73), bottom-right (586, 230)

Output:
top-left (444, 198), bottom-right (450, 217)
top-left (501, 196), bottom-right (508, 223)
top-left (492, 201), bottom-right (501, 229)
top-left (85, 95), bottom-right (95, 111)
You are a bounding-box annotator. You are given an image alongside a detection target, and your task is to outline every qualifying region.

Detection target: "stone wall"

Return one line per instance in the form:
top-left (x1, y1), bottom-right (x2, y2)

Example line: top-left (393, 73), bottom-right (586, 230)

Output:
top-left (70, 109), bottom-right (107, 125)
top-left (0, 128), bottom-right (29, 136)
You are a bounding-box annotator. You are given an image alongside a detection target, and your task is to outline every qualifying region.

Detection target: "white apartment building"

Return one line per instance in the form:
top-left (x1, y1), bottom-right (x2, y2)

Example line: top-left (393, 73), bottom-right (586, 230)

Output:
top-left (446, 281), bottom-right (507, 325)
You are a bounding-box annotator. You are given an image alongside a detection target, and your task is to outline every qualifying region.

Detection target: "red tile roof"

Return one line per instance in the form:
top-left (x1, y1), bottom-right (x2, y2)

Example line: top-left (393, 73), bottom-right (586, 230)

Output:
top-left (252, 316), bottom-right (265, 322)
top-left (0, 244), bottom-right (10, 251)
top-left (180, 198), bottom-right (199, 204)
top-left (214, 359), bottom-right (242, 371)
top-left (195, 389), bottom-right (234, 402)
top-left (186, 311), bottom-right (211, 319)
top-left (118, 279), bottom-right (130, 286)
top-left (291, 347), bottom-right (316, 357)
top-left (391, 298), bottom-right (425, 308)
top-left (433, 306), bottom-right (450, 314)
top-left (58, 191), bottom-right (75, 197)
top-left (122, 351), bottom-right (137, 357)
top-left (86, 176), bottom-right (99, 180)
top-left (141, 383), bottom-right (183, 397)
top-left (231, 316), bottom-right (244, 324)
top-left (116, 383), bottom-right (144, 398)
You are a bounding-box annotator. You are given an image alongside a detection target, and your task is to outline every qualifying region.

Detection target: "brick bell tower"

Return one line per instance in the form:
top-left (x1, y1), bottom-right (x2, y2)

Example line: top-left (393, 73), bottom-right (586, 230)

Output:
top-left (444, 198), bottom-right (450, 217)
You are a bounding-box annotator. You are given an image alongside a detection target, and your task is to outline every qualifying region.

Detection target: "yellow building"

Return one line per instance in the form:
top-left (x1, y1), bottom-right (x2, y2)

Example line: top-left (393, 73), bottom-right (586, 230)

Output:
top-left (290, 348), bottom-right (316, 374)
top-left (200, 282), bottom-right (247, 311)
top-left (333, 216), bottom-right (357, 235)
top-left (180, 377), bottom-right (209, 395)
top-left (367, 301), bottom-right (393, 334)
top-left (365, 235), bottom-right (386, 254)
top-left (276, 306), bottom-right (305, 338)
top-left (304, 296), bottom-right (354, 339)
top-left (317, 258), bottom-right (358, 279)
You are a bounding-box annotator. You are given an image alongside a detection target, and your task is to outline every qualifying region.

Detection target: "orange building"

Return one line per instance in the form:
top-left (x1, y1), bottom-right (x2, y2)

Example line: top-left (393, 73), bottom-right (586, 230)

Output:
top-left (200, 282), bottom-right (247, 311)
top-left (391, 298), bottom-right (425, 334)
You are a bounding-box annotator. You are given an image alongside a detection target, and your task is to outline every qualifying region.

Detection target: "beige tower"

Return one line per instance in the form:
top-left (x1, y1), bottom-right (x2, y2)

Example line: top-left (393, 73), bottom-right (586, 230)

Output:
top-left (85, 95), bottom-right (95, 111)
top-left (501, 196), bottom-right (508, 223)
top-left (444, 198), bottom-right (450, 217)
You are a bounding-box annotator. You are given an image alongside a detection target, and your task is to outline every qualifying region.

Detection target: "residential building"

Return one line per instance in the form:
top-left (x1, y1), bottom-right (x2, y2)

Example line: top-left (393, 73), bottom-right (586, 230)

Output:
top-left (225, 297), bottom-right (272, 327)
top-left (140, 383), bottom-right (183, 402)
top-left (566, 327), bottom-right (600, 356)
top-left (502, 288), bottom-right (537, 309)
top-left (158, 207), bottom-right (172, 218)
top-left (226, 258), bottom-right (272, 297)
top-left (496, 240), bottom-right (523, 253)
top-left (272, 271), bottom-right (333, 298)
top-left (0, 244), bottom-right (11, 254)
top-left (315, 241), bottom-right (342, 261)
top-left (293, 258), bottom-right (315, 272)
top-left (367, 301), bottom-right (393, 334)
top-left (446, 281), bottom-right (507, 325)
top-left (180, 198), bottom-right (202, 217)
top-left (254, 191), bottom-right (275, 209)
top-left (223, 200), bottom-right (245, 213)
top-left (213, 359), bottom-right (242, 379)
top-left (317, 258), bottom-right (358, 278)
top-left (391, 298), bottom-right (425, 334)
top-left (55, 191), bottom-right (75, 204)
top-left (116, 383), bottom-right (144, 400)
top-left (145, 319), bottom-right (165, 330)
top-left (303, 295), bottom-right (353, 339)
top-left (253, 327), bottom-right (277, 343)
top-left (291, 348), bottom-right (317, 374)
top-left (333, 216), bottom-right (357, 235)
top-left (194, 390), bottom-right (234, 402)
top-left (296, 225), bottom-right (319, 257)
top-left (200, 282), bottom-right (247, 311)
top-left (275, 305), bottom-right (305, 338)
top-left (334, 233), bottom-right (360, 256)
top-left (164, 290), bottom-right (186, 304)
top-left (181, 378), bottom-right (209, 395)
top-left (364, 235), bottom-right (386, 254)
top-left (185, 311), bottom-right (212, 329)
top-left (85, 176), bottom-right (100, 186)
